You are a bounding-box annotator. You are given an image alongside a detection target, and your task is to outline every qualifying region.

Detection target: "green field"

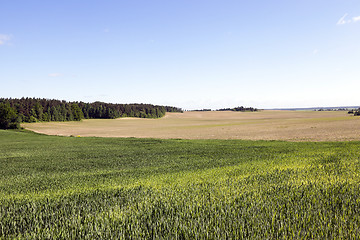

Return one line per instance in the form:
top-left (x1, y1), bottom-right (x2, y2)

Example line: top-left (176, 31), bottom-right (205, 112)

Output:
top-left (1, 130), bottom-right (360, 239)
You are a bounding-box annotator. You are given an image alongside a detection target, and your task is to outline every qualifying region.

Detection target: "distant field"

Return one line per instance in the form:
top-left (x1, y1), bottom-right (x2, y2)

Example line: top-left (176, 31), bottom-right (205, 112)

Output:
top-left (23, 110), bottom-right (360, 141)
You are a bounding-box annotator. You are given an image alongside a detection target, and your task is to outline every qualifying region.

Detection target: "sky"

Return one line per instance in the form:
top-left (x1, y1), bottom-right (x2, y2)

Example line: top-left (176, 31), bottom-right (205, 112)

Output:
top-left (1, 1), bottom-right (359, 110)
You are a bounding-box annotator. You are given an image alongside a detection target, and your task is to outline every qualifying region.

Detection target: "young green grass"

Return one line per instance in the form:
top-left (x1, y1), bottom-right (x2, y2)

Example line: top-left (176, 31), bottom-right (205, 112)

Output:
top-left (1, 129), bottom-right (360, 238)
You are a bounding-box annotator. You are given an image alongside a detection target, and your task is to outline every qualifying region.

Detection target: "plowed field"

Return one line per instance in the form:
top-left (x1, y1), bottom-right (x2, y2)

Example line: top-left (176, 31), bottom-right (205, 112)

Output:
top-left (22, 110), bottom-right (360, 141)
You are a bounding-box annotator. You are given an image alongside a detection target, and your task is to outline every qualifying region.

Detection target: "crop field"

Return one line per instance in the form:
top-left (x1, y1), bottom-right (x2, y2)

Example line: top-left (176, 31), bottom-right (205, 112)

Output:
top-left (22, 110), bottom-right (360, 141)
top-left (1, 129), bottom-right (360, 238)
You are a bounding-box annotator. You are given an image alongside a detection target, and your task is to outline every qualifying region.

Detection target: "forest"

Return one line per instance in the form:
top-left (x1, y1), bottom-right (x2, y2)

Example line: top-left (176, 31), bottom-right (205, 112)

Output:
top-left (216, 106), bottom-right (258, 112)
top-left (190, 106), bottom-right (258, 112)
top-left (0, 98), bottom-right (182, 129)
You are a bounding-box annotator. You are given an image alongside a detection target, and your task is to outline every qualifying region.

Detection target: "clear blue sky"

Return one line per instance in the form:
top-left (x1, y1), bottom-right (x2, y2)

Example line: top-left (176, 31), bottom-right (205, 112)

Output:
top-left (1, 1), bottom-right (359, 109)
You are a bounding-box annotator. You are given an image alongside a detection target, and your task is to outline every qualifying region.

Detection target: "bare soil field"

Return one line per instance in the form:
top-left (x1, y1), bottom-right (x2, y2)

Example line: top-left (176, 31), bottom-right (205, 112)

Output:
top-left (22, 110), bottom-right (360, 141)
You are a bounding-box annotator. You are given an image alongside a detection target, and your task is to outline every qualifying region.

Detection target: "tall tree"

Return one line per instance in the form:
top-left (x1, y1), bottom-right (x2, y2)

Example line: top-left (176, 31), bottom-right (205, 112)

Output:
top-left (0, 102), bottom-right (20, 129)
top-left (71, 103), bottom-right (84, 121)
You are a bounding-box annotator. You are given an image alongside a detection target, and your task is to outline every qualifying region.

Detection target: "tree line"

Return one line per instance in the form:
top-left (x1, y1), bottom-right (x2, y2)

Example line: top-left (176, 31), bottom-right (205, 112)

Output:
top-left (190, 106), bottom-right (258, 112)
top-left (0, 98), bottom-right (182, 129)
top-left (216, 106), bottom-right (258, 112)
top-left (348, 109), bottom-right (360, 116)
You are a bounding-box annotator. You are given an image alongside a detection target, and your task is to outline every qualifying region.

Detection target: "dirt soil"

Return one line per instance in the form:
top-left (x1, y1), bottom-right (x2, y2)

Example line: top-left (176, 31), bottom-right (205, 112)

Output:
top-left (22, 110), bottom-right (360, 141)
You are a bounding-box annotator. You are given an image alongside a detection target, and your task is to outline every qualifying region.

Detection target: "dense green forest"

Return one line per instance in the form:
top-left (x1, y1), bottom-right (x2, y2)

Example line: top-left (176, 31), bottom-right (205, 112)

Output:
top-left (0, 98), bottom-right (182, 129)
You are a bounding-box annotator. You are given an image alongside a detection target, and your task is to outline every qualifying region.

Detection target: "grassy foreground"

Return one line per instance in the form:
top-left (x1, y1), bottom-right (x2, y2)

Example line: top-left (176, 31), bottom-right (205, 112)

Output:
top-left (1, 130), bottom-right (360, 239)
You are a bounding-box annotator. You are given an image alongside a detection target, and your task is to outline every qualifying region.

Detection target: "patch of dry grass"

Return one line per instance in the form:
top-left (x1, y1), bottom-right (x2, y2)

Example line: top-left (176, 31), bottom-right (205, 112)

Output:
top-left (22, 110), bottom-right (360, 141)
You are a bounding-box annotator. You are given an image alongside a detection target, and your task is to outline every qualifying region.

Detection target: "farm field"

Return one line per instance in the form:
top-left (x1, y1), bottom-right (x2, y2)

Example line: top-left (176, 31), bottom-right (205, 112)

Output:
top-left (22, 110), bottom-right (360, 141)
top-left (1, 129), bottom-right (360, 238)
